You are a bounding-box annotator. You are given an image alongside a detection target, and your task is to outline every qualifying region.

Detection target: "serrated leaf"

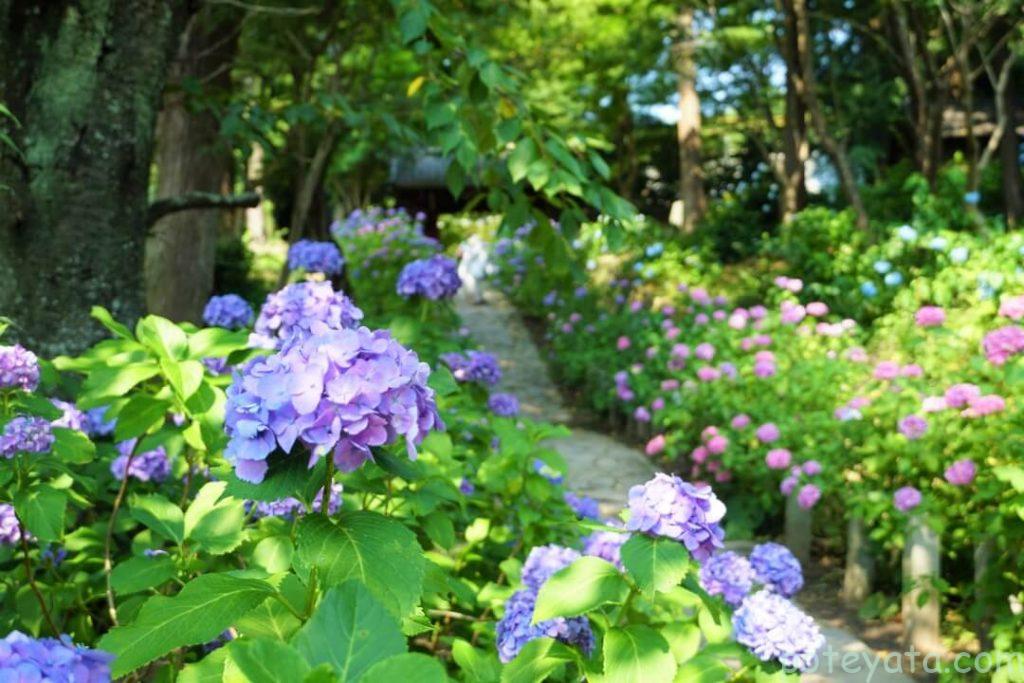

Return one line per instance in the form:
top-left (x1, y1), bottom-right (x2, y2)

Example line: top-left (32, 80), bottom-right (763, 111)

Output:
top-left (602, 625), bottom-right (676, 683)
top-left (226, 638), bottom-right (310, 683)
top-left (452, 638), bottom-right (501, 683)
top-left (363, 653), bottom-right (446, 682)
top-left (500, 638), bottom-right (575, 683)
top-left (14, 485), bottom-right (66, 542)
top-left (51, 427), bottom-right (95, 464)
top-left (533, 557), bottom-right (629, 621)
top-left (620, 535), bottom-right (690, 596)
top-left (82, 364), bottom-right (160, 400)
top-left (136, 315), bottom-right (188, 361)
top-left (129, 494), bottom-right (184, 544)
top-left (185, 481), bottom-right (245, 555)
top-left (110, 555), bottom-right (177, 595)
top-left (114, 395), bottom-right (171, 442)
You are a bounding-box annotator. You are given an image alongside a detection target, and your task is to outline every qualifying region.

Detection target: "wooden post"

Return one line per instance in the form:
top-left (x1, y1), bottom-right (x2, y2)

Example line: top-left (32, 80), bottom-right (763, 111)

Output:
top-left (974, 537), bottom-right (993, 648)
top-left (902, 515), bottom-right (942, 655)
top-left (842, 516), bottom-right (874, 605)
top-left (784, 491), bottom-right (811, 565)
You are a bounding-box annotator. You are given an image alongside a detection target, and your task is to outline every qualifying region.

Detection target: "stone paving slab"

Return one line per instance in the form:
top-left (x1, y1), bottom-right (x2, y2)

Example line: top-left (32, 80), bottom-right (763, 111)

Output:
top-left (454, 288), bottom-right (912, 683)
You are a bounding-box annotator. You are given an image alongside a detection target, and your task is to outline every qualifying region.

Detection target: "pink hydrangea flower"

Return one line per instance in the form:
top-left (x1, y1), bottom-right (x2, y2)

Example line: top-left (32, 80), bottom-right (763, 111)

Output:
top-left (898, 414), bottom-right (928, 439)
top-left (921, 395), bottom-right (948, 412)
top-left (873, 361), bottom-right (900, 380)
top-left (982, 326), bottom-right (1024, 365)
top-left (661, 379), bottom-right (680, 391)
top-left (707, 435), bottom-right (729, 455)
top-left (893, 486), bottom-right (922, 512)
top-left (695, 313), bottom-right (709, 325)
top-left (651, 397), bottom-right (665, 411)
top-left (961, 394), bottom-right (1006, 417)
top-left (697, 367), bottom-right (721, 382)
top-left (915, 306), bottom-right (946, 327)
top-left (731, 414), bottom-right (751, 429)
top-left (780, 476), bottom-right (798, 495)
top-left (755, 423), bottom-right (780, 443)
top-left (765, 448), bottom-right (792, 470)
top-left (695, 343), bottom-right (715, 361)
top-left (616, 336), bottom-right (631, 351)
top-left (944, 459), bottom-right (976, 486)
top-left (998, 295), bottom-right (1024, 320)
top-left (671, 343), bottom-right (690, 359)
top-left (944, 383), bottom-right (981, 408)
top-left (713, 310), bottom-right (727, 321)
top-left (754, 360), bottom-right (776, 378)
top-left (900, 364), bottom-right (923, 378)
top-left (645, 434), bottom-right (666, 456)
top-left (797, 484), bottom-right (821, 509)
top-left (634, 406), bottom-right (651, 423)
top-left (691, 446), bottom-right (709, 463)
top-left (780, 301), bottom-right (806, 325)
top-left (806, 302), bottom-right (828, 317)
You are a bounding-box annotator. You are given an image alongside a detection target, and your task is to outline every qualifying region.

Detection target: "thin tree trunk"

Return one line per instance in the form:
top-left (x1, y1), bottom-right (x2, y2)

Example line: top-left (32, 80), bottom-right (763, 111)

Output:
top-left (288, 124), bottom-right (340, 243)
top-left (145, 9), bottom-right (240, 323)
top-left (0, 1), bottom-right (187, 356)
top-left (778, 4), bottom-right (808, 222)
top-left (674, 5), bottom-right (705, 233)
top-left (999, 77), bottom-right (1024, 226)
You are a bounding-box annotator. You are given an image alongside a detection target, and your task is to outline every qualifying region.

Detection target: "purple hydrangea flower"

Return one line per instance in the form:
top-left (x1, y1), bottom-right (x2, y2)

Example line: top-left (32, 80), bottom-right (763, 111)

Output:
top-left (288, 240), bottom-right (344, 275)
top-left (203, 294), bottom-right (254, 329)
top-left (0, 503), bottom-right (27, 545)
top-left (440, 350), bottom-right (502, 386)
top-left (249, 483), bottom-right (343, 519)
top-left (84, 406), bottom-right (116, 438)
top-left (0, 344), bottom-right (40, 392)
top-left (487, 392), bottom-right (519, 417)
top-left (0, 631), bottom-right (114, 681)
top-left (111, 440), bottom-right (171, 482)
top-left (944, 459), bottom-right (976, 486)
top-left (249, 281), bottom-right (364, 350)
top-left (202, 356), bottom-right (230, 376)
top-left (41, 545), bottom-right (67, 566)
top-left (749, 542), bottom-right (804, 597)
top-left (582, 526), bottom-right (628, 569)
top-left (0, 417), bottom-right (54, 458)
top-left (459, 478), bottom-right (475, 495)
top-left (396, 255), bottom-right (462, 300)
top-left (50, 399), bottom-right (87, 432)
top-left (496, 589), bottom-right (595, 663)
top-left (797, 484), bottom-right (821, 509)
top-left (625, 473), bottom-right (726, 561)
top-left (898, 414), bottom-right (928, 440)
top-left (521, 544), bottom-right (581, 591)
top-left (224, 326), bottom-right (442, 483)
top-left (732, 590), bottom-right (824, 671)
top-left (564, 492), bottom-right (600, 520)
top-left (532, 458), bottom-right (564, 485)
top-left (699, 551), bottom-right (756, 606)
top-left (894, 486), bottom-right (922, 512)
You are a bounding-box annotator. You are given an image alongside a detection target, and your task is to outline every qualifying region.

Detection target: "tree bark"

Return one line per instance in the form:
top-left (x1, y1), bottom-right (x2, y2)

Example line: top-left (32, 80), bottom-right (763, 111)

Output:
top-left (777, 4), bottom-right (808, 222)
top-left (145, 9), bottom-right (240, 323)
top-left (0, 1), bottom-right (187, 356)
top-left (288, 124), bottom-right (340, 243)
top-left (999, 80), bottom-right (1024, 226)
top-left (674, 5), bottom-right (705, 233)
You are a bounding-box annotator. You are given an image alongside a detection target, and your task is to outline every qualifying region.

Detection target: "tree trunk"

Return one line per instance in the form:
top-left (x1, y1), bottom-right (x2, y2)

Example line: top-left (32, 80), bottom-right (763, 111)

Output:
top-left (998, 67), bottom-right (1024, 226)
top-left (288, 124), bottom-right (340, 243)
top-left (674, 5), bottom-right (705, 233)
top-left (0, 1), bottom-right (187, 356)
top-left (145, 9), bottom-right (239, 323)
top-left (777, 3), bottom-right (808, 221)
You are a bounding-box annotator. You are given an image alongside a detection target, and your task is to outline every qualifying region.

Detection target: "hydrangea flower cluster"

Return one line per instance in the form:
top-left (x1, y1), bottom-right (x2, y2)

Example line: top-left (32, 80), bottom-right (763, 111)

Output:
top-left (249, 483), bottom-right (343, 519)
top-left (564, 491), bottom-right (600, 520)
top-left (982, 325), bottom-right (1024, 366)
top-left (914, 306), bottom-right (945, 327)
top-left (749, 542), bottom-right (804, 597)
top-left (250, 281), bottom-right (364, 350)
top-left (287, 240), bottom-right (344, 275)
top-left (582, 527), bottom-right (628, 569)
top-left (732, 590), bottom-right (824, 672)
top-left (1, 417), bottom-right (54, 458)
top-left (0, 503), bottom-right (26, 545)
top-left (894, 486), bottom-right (922, 511)
top-left (224, 326), bottom-right (442, 483)
top-left (111, 440), bottom-right (171, 482)
top-left (85, 407), bottom-right (116, 438)
top-left (50, 399), bottom-right (87, 432)
top-left (440, 350), bottom-right (502, 386)
top-left (625, 473), bottom-right (725, 561)
top-left (521, 544), bottom-right (581, 590)
top-left (396, 255), bottom-right (462, 300)
top-left (203, 294), bottom-right (254, 329)
top-left (699, 551), bottom-right (756, 606)
top-left (0, 631), bottom-right (114, 681)
top-left (487, 392), bottom-right (519, 417)
top-left (0, 344), bottom-right (40, 392)
top-left (495, 589), bottom-right (595, 663)
top-left (898, 414), bottom-right (928, 440)
top-left (944, 459), bottom-right (976, 486)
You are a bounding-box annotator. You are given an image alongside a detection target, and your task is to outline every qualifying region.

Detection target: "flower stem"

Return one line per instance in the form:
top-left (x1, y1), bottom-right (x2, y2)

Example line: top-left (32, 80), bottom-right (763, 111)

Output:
top-left (104, 440), bottom-right (140, 626)
top-left (17, 517), bottom-right (60, 636)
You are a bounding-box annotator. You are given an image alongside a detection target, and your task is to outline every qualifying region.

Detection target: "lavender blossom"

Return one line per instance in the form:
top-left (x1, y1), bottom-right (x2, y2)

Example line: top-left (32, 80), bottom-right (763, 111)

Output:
top-left (0, 631), bottom-right (114, 681)
top-left (203, 294), bottom-right (254, 329)
top-left (288, 240), bottom-right (344, 275)
top-left (625, 473), bottom-right (726, 561)
top-left (521, 545), bottom-right (581, 591)
top-left (111, 440), bottom-right (171, 482)
top-left (250, 281), bottom-right (364, 349)
top-left (749, 542), bottom-right (804, 597)
top-left (496, 589), bottom-right (594, 663)
top-left (699, 551), bottom-right (756, 606)
top-left (249, 483), bottom-right (343, 519)
top-left (440, 350), bottom-right (502, 386)
top-left (396, 255), bottom-right (462, 300)
top-left (732, 590), bottom-right (824, 671)
top-left (0, 344), bottom-right (40, 392)
top-left (0, 417), bottom-right (54, 458)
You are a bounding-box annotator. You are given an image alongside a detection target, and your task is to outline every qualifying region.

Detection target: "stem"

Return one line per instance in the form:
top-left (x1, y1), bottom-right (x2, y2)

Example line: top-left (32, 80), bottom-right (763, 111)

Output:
top-left (614, 586), bottom-right (638, 626)
top-left (322, 457), bottom-right (335, 517)
top-left (273, 592), bottom-right (306, 621)
top-left (104, 441), bottom-right (140, 626)
top-left (17, 518), bottom-right (60, 636)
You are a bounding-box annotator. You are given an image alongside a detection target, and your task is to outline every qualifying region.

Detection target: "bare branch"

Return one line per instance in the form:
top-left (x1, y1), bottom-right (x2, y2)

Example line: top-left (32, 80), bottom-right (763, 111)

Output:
top-left (147, 191), bottom-right (260, 226)
top-left (206, 0), bottom-right (320, 16)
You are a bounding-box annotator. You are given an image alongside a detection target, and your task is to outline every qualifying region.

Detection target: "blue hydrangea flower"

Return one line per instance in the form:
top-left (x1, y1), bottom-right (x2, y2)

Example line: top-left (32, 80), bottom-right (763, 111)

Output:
top-left (496, 589), bottom-right (595, 663)
top-left (564, 492), bottom-right (600, 520)
top-left (111, 440), bottom-right (171, 483)
top-left (749, 542), bottom-right (804, 597)
top-left (699, 551), bottom-right (756, 606)
top-left (950, 246), bottom-right (970, 264)
top-left (396, 255), bottom-right (462, 300)
top-left (459, 478), bottom-right (475, 495)
top-left (50, 399), bottom-right (87, 432)
top-left (487, 393), bottom-right (519, 417)
top-left (1, 417), bottom-right (54, 458)
top-left (521, 544), bottom-right (581, 591)
top-left (625, 473), bottom-right (726, 561)
top-left (0, 631), bottom-right (114, 681)
top-left (440, 351), bottom-right (502, 386)
top-left (859, 281), bottom-right (878, 298)
top-left (0, 344), bottom-right (40, 392)
top-left (964, 191), bottom-right (981, 205)
top-left (884, 271), bottom-right (903, 286)
top-left (202, 357), bottom-right (230, 376)
top-left (250, 281), bottom-right (364, 350)
top-left (224, 326), bottom-right (442, 483)
top-left (582, 527), bottom-right (628, 569)
top-left (532, 458), bottom-right (564, 485)
top-left (84, 407), bottom-right (116, 438)
top-left (0, 503), bottom-right (26, 545)
top-left (288, 240), bottom-right (344, 275)
top-left (203, 294), bottom-right (254, 329)
top-left (249, 483), bottom-right (342, 519)
top-left (645, 242), bottom-right (664, 258)
top-left (732, 590), bottom-right (824, 671)
top-left (895, 224), bottom-right (917, 241)
top-left (928, 236), bottom-right (948, 251)
top-left (872, 260), bottom-right (891, 274)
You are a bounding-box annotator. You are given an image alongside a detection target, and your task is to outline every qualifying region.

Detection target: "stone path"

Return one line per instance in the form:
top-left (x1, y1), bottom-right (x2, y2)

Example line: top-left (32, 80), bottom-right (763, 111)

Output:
top-left (455, 289), bottom-right (912, 683)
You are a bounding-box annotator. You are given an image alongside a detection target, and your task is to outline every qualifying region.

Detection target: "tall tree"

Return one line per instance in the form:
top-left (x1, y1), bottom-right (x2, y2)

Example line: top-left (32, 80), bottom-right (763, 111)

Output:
top-left (0, 1), bottom-right (188, 355)
top-left (145, 6), bottom-right (243, 323)
top-left (675, 4), bottom-right (706, 231)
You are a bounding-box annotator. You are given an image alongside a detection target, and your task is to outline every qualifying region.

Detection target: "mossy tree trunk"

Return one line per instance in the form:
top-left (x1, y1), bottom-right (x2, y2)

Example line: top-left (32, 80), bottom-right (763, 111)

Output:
top-left (0, 1), bottom-right (187, 356)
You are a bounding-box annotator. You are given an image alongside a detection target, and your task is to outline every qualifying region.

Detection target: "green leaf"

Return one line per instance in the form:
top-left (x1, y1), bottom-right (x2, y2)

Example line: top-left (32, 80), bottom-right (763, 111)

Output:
top-left (110, 555), bottom-right (177, 595)
top-left (500, 638), bottom-right (575, 683)
top-left (508, 139), bottom-right (537, 183)
top-left (51, 427), bottom-right (95, 464)
top-left (136, 315), bottom-right (188, 361)
top-left (176, 359), bottom-right (206, 400)
top-left (222, 454), bottom-right (324, 502)
top-left (620, 535), bottom-right (690, 597)
top-left (235, 596), bottom-right (302, 642)
top-left (114, 395), bottom-right (171, 442)
top-left (179, 648), bottom-right (228, 683)
top-left (399, 3), bottom-right (430, 43)
top-left (90, 306), bottom-right (135, 341)
top-left (184, 481), bottom-right (245, 555)
top-left (533, 557), bottom-right (629, 621)
top-left (661, 622), bottom-right (701, 664)
top-left (188, 327), bottom-right (249, 359)
top-left (363, 653), bottom-right (447, 682)
top-left (672, 653), bottom-right (732, 682)
top-left (14, 485), bottom-right (67, 542)
top-left (602, 625), bottom-right (677, 683)
top-left (452, 638), bottom-right (501, 683)
top-left (129, 494), bottom-right (184, 544)
top-left (295, 513), bottom-right (425, 619)
top-left (253, 535), bottom-right (294, 574)
top-left (82, 364), bottom-right (160, 400)
top-left (98, 573), bottom-right (276, 677)
top-left (994, 465), bottom-right (1024, 492)
top-left (292, 582), bottom-right (406, 682)
top-left (226, 639), bottom-right (310, 683)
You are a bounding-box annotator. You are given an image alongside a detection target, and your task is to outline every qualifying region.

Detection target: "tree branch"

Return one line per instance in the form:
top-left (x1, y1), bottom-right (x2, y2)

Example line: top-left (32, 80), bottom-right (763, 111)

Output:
top-left (147, 191), bottom-right (260, 226)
